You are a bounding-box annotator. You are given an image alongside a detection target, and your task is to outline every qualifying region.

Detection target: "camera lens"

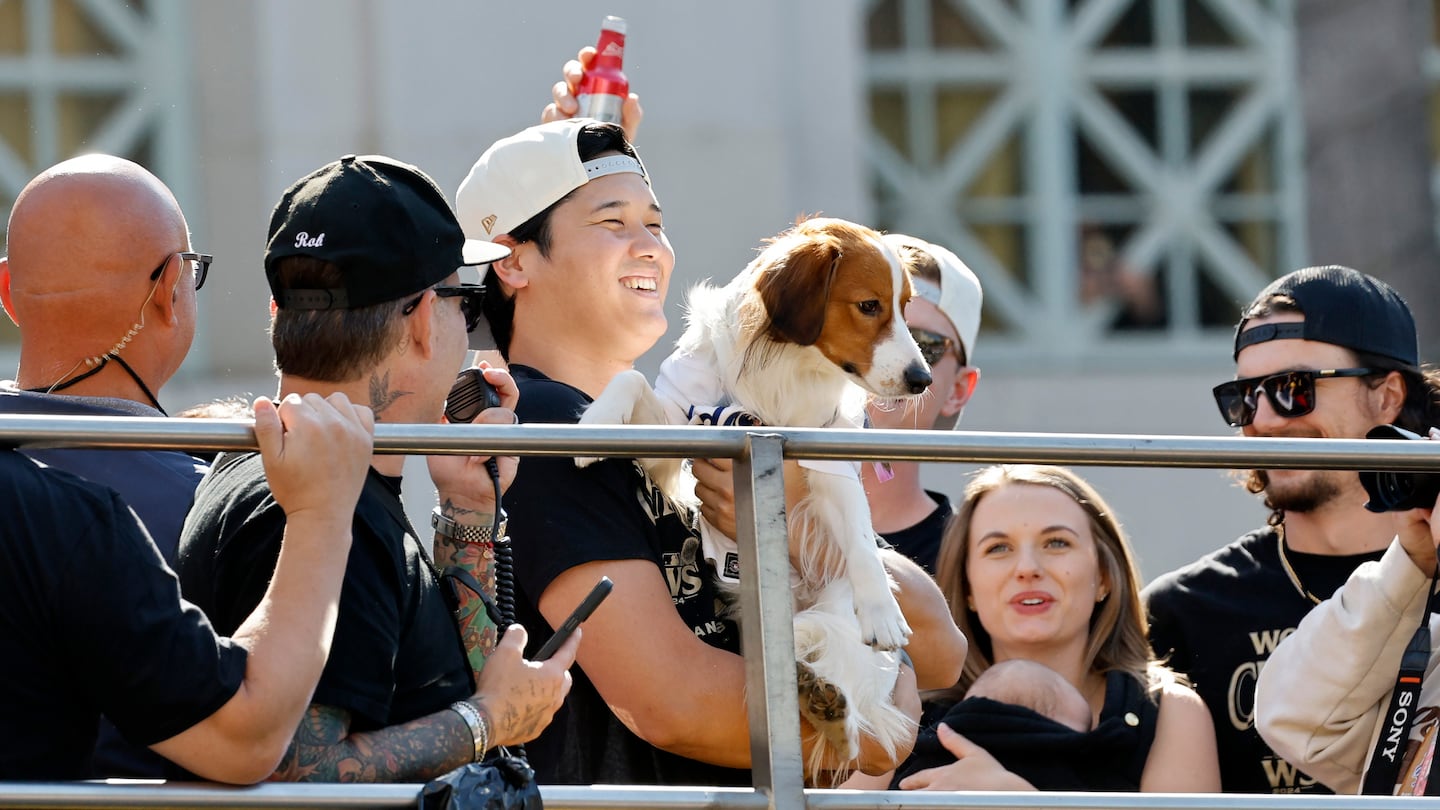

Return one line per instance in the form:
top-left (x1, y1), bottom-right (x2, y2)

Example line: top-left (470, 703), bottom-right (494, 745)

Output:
top-left (1360, 425), bottom-right (1440, 513)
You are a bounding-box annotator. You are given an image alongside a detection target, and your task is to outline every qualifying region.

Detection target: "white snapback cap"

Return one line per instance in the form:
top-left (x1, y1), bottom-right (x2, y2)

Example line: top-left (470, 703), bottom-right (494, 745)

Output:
top-left (884, 233), bottom-right (983, 429)
top-left (456, 119), bottom-right (648, 243)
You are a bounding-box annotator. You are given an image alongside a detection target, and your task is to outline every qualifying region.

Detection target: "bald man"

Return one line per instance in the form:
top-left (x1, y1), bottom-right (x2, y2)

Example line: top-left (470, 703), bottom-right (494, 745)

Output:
top-left (0, 154), bottom-right (210, 777)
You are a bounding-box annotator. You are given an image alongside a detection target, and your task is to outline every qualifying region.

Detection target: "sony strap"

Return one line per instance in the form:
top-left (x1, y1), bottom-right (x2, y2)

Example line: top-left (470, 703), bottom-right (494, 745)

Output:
top-left (1362, 576), bottom-right (1440, 794)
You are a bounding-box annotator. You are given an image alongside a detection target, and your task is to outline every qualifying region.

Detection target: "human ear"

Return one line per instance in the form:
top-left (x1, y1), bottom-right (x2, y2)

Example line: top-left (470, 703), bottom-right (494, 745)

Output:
top-left (941, 367), bottom-right (981, 418)
top-left (0, 259), bottom-right (17, 326)
top-left (490, 235), bottom-right (529, 291)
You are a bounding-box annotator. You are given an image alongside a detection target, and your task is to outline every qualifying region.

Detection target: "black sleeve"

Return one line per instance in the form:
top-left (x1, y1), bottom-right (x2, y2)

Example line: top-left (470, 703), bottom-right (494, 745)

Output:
top-left (507, 373), bottom-right (663, 605)
top-left (508, 454), bottom-right (661, 605)
top-left (1141, 577), bottom-right (1190, 672)
top-left (71, 494), bottom-right (248, 747)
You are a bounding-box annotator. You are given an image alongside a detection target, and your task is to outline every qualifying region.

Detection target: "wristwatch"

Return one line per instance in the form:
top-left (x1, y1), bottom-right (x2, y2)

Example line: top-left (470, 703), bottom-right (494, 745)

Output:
top-left (430, 507), bottom-right (507, 544)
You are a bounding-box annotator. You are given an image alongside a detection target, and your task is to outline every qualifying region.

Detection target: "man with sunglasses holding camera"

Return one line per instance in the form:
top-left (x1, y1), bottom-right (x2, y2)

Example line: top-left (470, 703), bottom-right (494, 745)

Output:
top-left (861, 234), bottom-right (983, 575)
top-left (1144, 265), bottom-right (1440, 794)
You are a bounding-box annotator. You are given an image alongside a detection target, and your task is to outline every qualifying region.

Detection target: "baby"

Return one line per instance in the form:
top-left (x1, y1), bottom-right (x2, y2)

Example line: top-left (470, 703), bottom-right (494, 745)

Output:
top-left (965, 658), bottom-right (1092, 732)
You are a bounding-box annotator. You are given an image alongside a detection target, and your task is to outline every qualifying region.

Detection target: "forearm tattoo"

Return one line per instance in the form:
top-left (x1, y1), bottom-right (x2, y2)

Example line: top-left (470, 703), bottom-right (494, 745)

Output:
top-left (270, 703), bottom-right (472, 782)
top-left (434, 498), bottom-right (499, 677)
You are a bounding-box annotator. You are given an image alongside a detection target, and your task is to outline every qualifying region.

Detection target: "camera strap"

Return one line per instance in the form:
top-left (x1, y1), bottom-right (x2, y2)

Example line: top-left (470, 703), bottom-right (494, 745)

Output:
top-left (1362, 574), bottom-right (1439, 795)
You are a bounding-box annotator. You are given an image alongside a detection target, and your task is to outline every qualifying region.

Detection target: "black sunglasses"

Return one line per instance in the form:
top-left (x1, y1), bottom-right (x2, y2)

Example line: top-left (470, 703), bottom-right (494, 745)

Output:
top-left (909, 326), bottom-right (960, 367)
top-left (402, 284), bottom-right (487, 333)
top-left (1212, 367), bottom-right (1374, 427)
top-left (149, 252), bottom-right (213, 291)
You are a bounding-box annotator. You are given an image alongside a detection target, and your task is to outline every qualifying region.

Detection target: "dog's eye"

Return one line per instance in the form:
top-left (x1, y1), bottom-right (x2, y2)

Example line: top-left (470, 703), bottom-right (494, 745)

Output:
top-left (857, 300), bottom-right (881, 316)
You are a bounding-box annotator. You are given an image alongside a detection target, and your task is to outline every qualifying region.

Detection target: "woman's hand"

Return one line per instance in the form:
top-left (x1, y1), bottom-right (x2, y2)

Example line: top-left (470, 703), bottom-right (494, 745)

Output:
top-left (897, 724), bottom-right (1036, 791)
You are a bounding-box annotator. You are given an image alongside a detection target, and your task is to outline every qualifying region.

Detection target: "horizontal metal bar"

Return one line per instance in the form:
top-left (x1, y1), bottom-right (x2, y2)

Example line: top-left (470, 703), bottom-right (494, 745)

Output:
top-left (4, 784), bottom-right (1440, 810)
top-left (2, 414), bottom-right (1440, 472)
top-left (0, 780), bottom-right (420, 808)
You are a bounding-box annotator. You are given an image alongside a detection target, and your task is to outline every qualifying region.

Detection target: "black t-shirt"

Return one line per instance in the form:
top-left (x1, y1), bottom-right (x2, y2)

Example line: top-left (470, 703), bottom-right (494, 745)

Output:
top-left (507, 365), bottom-right (748, 786)
top-left (895, 670), bottom-right (1158, 790)
top-left (879, 490), bottom-right (951, 575)
top-left (0, 450), bottom-right (246, 779)
top-left (1143, 526), bottom-right (1384, 794)
top-left (176, 453), bottom-right (472, 732)
top-left (0, 387), bottom-right (210, 778)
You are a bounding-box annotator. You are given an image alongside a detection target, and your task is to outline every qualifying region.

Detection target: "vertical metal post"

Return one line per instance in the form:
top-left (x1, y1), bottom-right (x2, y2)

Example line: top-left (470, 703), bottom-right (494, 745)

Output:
top-left (733, 433), bottom-right (805, 810)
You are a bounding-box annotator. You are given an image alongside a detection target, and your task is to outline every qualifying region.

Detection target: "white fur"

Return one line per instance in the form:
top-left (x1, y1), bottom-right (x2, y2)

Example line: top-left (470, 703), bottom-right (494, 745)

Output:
top-left (578, 223), bottom-right (927, 782)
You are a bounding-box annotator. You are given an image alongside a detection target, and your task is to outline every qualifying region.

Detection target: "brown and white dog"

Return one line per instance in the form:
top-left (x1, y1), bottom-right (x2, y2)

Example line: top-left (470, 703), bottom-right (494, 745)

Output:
top-left (577, 216), bottom-right (932, 781)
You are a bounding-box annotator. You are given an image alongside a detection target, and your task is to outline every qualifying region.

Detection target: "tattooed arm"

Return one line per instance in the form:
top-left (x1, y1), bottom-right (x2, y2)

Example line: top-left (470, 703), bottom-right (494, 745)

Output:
top-left (271, 626), bottom-right (580, 782)
top-left (432, 496), bottom-right (501, 679)
top-left (429, 364), bottom-right (521, 678)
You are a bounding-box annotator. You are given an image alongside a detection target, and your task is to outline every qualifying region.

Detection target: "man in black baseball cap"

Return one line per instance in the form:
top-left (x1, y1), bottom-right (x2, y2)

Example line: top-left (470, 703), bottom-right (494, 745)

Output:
top-left (175, 153), bottom-right (579, 782)
top-left (1145, 264), bottom-right (1440, 794)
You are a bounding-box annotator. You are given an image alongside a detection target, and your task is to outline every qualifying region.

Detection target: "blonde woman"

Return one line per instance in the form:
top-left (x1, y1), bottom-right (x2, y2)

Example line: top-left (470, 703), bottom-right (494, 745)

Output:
top-left (867, 465), bottom-right (1219, 792)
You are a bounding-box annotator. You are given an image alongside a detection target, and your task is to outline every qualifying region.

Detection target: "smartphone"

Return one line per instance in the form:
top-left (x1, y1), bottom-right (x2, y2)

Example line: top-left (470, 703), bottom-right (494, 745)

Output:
top-left (534, 576), bottom-right (613, 661)
top-left (445, 368), bottom-right (501, 424)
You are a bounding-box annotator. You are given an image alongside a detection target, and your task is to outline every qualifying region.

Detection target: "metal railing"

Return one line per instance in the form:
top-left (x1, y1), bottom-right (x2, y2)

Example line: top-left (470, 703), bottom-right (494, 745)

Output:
top-left (4, 415), bottom-right (1440, 810)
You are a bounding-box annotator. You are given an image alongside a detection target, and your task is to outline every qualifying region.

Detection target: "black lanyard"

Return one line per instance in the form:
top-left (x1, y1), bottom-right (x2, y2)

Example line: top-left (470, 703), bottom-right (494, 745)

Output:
top-left (1362, 577), bottom-right (1439, 795)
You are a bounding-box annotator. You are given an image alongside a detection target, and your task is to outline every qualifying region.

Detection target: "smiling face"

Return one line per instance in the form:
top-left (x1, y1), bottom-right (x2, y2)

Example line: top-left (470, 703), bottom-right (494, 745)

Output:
top-left (508, 168), bottom-right (673, 367)
top-left (964, 483), bottom-right (1107, 665)
top-left (1235, 312), bottom-right (1400, 513)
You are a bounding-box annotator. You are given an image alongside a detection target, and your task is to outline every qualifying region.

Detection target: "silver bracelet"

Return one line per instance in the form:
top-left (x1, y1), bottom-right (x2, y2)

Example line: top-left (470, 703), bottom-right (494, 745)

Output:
top-left (449, 700), bottom-right (489, 762)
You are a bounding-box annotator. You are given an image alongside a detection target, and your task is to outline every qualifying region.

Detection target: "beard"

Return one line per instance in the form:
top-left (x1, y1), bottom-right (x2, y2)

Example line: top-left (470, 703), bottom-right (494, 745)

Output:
top-left (1255, 468), bottom-right (1349, 514)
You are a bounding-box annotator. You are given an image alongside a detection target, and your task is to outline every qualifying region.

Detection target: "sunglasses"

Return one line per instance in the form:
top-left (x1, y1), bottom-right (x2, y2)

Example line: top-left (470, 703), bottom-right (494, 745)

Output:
top-left (148, 252), bottom-right (213, 291)
top-left (909, 327), bottom-right (961, 367)
top-left (403, 284), bottom-right (487, 333)
top-left (1212, 367), bottom-right (1374, 427)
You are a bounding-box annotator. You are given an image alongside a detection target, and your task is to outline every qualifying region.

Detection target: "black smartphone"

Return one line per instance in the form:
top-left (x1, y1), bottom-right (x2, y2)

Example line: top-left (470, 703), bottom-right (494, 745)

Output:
top-left (534, 576), bottom-right (613, 661)
top-left (445, 368), bottom-right (501, 424)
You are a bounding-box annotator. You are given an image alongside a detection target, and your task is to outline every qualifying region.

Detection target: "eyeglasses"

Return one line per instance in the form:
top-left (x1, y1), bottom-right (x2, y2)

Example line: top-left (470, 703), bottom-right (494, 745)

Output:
top-left (402, 284), bottom-right (487, 333)
top-left (909, 327), bottom-right (961, 367)
top-left (149, 252), bottom-right (213, 291)
top-left (1212, 367), bottom-right (1374, 427)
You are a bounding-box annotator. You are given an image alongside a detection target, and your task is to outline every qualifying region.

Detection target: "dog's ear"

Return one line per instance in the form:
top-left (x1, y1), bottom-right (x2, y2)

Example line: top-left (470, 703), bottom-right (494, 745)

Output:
top-left (756, 238), bottom-right (840, 346)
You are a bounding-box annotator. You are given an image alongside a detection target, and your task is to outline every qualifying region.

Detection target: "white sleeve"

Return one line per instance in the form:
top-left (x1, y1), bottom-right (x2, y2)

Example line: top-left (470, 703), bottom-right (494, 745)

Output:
top-left (655, 349), bottom-right (724, 425)
top-left (1255, 540), bottom-right (1431, 794)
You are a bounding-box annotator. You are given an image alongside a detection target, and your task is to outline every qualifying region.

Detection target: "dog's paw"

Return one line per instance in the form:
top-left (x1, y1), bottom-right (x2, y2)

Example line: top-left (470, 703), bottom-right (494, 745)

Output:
top-left (855, 598), bottom-right (913, 651)
top-left (797, 661), bottom-right (852, 760)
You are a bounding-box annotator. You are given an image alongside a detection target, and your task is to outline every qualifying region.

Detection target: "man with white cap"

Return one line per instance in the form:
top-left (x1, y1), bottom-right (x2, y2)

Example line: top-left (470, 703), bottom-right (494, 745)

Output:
top-left (456, 119), bottom-right (969, 785)
top-left (862, 234), bottom-right (983, 574)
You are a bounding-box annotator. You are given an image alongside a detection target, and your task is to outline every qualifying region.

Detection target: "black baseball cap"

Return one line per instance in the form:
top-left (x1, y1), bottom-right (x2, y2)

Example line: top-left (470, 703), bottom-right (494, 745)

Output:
top-left (265, 154), bottom-right (509, 310)
top-left (1234, 265), bottom-right (1419, 369)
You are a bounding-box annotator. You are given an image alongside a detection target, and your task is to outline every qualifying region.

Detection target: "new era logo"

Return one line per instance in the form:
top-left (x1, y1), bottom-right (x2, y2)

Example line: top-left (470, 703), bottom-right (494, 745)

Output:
top-left (480, 214), bottom-right (497, 235)
top-left (294, 231), bottom-right (325, 248)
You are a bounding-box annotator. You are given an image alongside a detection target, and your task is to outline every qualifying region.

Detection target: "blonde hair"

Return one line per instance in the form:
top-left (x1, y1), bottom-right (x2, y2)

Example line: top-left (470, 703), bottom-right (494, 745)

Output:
top-left (931, 464), bottom-right (1168, 704)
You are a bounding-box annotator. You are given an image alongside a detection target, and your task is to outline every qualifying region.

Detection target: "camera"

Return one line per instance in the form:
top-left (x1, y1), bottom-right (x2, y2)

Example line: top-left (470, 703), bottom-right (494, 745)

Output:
top-left (1359, 424), bottom-right (1440, 513)
top-left (444, 368), bottom-right (501, 424)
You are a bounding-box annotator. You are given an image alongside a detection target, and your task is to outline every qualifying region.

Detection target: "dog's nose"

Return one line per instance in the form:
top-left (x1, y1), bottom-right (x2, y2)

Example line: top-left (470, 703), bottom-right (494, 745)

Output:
top-left (903, 362), bottom-right (932, 394)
